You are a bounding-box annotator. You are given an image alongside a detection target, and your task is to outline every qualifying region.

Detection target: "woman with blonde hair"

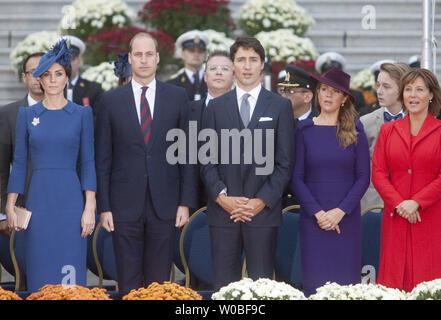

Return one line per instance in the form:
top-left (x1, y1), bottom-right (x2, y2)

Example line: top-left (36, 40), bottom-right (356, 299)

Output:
top-left (291, 67), bottom-right (370, 296)
top-left (372, 68), bottom-right (441, 291)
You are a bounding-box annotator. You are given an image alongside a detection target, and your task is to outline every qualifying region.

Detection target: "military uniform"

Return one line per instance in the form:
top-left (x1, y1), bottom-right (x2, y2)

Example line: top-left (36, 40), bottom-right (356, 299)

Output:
top-left (167, 30), bottom-right (208, 101)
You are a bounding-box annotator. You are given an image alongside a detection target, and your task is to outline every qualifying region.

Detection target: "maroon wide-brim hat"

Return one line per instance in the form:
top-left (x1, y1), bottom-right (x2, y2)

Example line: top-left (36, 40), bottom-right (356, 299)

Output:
top-left (311, 67), bottom-right (354, 102)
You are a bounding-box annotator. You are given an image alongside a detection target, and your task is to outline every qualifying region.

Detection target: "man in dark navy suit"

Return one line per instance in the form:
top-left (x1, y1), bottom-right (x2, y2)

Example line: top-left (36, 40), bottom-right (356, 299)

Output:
top-left (201, 37), bottom-right (294, 290)
top-left (95, 32), bottom-right (197, 296)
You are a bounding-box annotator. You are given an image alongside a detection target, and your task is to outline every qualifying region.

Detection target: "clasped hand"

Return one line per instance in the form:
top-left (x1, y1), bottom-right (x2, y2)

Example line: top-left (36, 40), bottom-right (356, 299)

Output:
top-left (216, 195), bottom-right (266, 223)
top-left (395, 200), bottom-right (421, 224)
top-left (314, 208), bottom-right (346, 234)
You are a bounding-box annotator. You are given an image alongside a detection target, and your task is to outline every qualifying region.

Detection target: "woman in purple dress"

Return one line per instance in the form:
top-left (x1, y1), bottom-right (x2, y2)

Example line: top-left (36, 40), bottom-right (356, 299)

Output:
top-left (291, 67), bottom-right (370, 296)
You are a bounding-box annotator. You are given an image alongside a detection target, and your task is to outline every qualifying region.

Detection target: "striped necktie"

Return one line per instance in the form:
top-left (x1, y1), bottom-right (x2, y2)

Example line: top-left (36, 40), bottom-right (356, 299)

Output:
top-left (140, 86), bottom-right (152, 145)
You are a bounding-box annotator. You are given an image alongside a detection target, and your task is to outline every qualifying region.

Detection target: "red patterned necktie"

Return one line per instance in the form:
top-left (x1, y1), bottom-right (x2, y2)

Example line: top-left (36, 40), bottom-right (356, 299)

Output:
top-left (140, 86), bottom-right (152, 144)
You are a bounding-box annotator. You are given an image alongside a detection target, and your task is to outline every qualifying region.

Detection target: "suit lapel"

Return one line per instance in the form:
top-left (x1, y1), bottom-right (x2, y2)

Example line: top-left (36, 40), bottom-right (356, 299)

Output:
top-left (247, 88), bottom-right (270, 130)
top-left (394, 115), bottom-right (411, 151)
top-left (374, 107), bottom-right (385, 136)
top-left (122, 83), bottom-right (145, 146)
top-left (226, 89), bottom-right (241, 129)
top-left (146, 80), bottom-right (164, 152)
top-left (412, 114), bottom-right (441, 149)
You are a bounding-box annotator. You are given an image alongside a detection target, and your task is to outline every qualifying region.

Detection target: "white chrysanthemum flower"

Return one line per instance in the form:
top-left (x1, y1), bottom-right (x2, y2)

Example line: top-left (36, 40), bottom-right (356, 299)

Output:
top-left (82, 62), bottom-right (118, 91)
top-left (352, 68), bottom-right (375, 91)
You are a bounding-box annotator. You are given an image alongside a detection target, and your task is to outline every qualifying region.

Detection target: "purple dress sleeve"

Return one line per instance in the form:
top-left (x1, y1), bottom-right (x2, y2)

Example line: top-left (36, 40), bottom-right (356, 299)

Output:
top-left (337, 120), bottom-right (371, 215)
top-left (291, 120), bottom-right (323, 217)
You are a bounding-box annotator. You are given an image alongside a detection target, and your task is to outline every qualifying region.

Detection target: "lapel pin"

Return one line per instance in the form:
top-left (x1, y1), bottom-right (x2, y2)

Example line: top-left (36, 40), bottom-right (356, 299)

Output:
top-left (32, 117), bottom-right (40, 126)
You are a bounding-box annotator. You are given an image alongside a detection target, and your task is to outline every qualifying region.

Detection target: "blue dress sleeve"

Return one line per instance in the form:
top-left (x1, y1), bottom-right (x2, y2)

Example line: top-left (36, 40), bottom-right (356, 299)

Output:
top-left (7, 107), bottom-right (28, 194)
top-left (79, 106), bottom-right (97, 192)
top-left (337, 120), bottom-right (371, 215)
top-left (291, 121), bottom-right (323, 217)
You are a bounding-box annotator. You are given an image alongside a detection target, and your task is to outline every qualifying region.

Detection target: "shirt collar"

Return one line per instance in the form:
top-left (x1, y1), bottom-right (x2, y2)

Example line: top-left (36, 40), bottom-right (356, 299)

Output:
top-left (70, 75), bottom-right (80, 87)
top-left (298, 106), bottom-right (312, 121)
top-left (205, 92), bottom-right (214, 106)
top-left (27, 93), bottom-right (39, 106)
top-left (236, 83), bottom-right (262, 101)
top-left (131, 78), bottom-right (156, 92)
top-left (184, 68), bottom-right (204, 83)
top-left (384, 107), bottom-right (405, 117)
top-left (34, 101), bottom-right (75, 116)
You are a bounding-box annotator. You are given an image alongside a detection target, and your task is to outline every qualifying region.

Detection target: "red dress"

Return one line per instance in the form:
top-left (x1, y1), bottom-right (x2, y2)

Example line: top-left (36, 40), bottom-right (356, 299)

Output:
top-left (372, 114), bottom-right (441, 292)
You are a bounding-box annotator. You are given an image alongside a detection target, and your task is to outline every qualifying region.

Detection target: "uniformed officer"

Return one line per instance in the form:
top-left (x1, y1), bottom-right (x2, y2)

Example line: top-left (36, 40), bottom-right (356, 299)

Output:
top-left (315, 51), bottom-right (367, 113)
top-left (62, 35), bottom-right (104, 115)
top-left (167, 30), bottom-right (208, 101)
top-left (408, 55), bottom-right (421, 68)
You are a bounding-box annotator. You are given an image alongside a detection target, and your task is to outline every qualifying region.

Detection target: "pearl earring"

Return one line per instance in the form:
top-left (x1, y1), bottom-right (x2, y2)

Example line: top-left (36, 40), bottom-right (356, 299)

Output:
top-left (429, 99), bottom-right (432, 103)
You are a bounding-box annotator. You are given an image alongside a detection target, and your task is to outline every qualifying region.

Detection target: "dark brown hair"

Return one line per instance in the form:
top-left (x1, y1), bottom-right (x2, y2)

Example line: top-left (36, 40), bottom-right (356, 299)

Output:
top-left (400, 68), bottom-right (441, 116)
top-left (230, 37), bottom-right (265, 62)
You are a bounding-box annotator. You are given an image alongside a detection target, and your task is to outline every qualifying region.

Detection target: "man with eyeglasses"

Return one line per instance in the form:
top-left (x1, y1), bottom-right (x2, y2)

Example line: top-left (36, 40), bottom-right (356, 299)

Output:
top-left (277, 65), bottom-right (318, 128)
top-left (0, 52), bottom-right (44, 237)
top-left (277, 65), bottom-right (318, 208)
top-left (190, 50), bottom-right (235, 210)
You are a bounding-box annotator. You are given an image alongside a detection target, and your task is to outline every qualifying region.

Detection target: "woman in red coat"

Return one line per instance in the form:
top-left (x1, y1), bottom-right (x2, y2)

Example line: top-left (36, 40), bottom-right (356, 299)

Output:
top-left (372, 68), bottom-right (441, 292)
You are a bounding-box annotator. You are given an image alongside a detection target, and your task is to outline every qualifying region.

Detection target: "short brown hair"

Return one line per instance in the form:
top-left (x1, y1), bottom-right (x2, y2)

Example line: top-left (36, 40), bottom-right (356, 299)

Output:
top-left (129, 32), bottom-right (158, 53)
top-left (400, 68), bottom-right (441, 116)
top-left (230, 37), bottom-right (265, 62)
top-left (379, 62), bottom-right (411, 86)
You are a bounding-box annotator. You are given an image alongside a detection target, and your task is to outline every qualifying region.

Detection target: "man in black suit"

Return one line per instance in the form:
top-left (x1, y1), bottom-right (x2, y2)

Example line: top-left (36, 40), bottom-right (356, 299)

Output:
top-left (63, 35), bottom-right (103, 115)
top-left (276, 65), bottom-right (318, 208)
top-left (167, 30), bottom-right (208, 101)
top-left (190, 50), bottom-right (235, 209)
top-left (200, 37), bottom-right (294, 290)
top-left (0, 52), bottom-right (44, 237)
top-left (95, 32), bottom-right (197, 297)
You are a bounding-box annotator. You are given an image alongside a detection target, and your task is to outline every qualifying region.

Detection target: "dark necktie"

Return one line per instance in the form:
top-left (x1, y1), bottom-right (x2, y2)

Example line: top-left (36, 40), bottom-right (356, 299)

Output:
top-left (193, 72), bottom-right (200, 92)
top-left (384, 112), bottom-right (403, 123)
top-left (140, 86), bottom-right (152, 145)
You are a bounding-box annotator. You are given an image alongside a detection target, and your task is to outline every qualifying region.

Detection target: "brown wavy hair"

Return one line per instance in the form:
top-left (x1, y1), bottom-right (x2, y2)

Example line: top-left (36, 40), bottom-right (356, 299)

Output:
top-left (315, 83), bottom-right (358, 148)
top-left (400, 68), bottom-right (441, 116)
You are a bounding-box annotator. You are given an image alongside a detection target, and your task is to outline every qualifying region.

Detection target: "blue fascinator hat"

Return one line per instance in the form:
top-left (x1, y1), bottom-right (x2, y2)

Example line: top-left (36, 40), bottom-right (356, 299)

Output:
top-left (33, 39), bottom-right (73, 77)
top-left (113, 53), bottom-right (132, 78)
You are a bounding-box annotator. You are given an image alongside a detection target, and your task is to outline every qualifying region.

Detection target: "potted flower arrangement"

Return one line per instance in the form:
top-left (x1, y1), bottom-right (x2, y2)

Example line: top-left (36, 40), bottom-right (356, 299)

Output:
top-left (238, 0), bottom-right (315, 37)
top-left (59, 0), bottom-right (137, 40)
top-left (9, 31), bottom-right (60, 78)
top-left (352, 68), bottom-right (377, 105)
top-left (212, 278), bottom-right (307, 300)
top-left (408, 279), bottom-right (441, 300)
top-left (0, 286), bottom-right (22, 300)
top-left (138, 0), bottom-right (234, 40)
top-left (85, 26), bottom-right (175, 71)
top-left (255, 29), bottom-right (318, 63)
top-left (81, 61), bottom-right (119, 91)
top-left (122, 281), bottom-right (202, 300)
top-left (26, 284), bottom-right (112, 300)
top-left (309, 282), bottom-right (407, 300)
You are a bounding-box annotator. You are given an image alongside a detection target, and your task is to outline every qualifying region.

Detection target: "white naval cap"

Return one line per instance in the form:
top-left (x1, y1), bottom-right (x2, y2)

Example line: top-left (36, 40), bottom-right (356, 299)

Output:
top-left (369, 59), bottom-right (396, 75)
top-left (175, 30), bottom-right (208, 50)
top-left (62, 35), bottom-right (86, 55)
top-left (315, 52), bottom-right (346, 74)
top-left (408, 55), bottom-right (420, 67)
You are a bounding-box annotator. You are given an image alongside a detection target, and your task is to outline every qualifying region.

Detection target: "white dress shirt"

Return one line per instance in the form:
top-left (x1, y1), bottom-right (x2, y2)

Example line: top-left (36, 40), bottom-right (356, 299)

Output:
top-left (27, 93), bottom-right (39, 107)
top-left (384, 106), bottom-right (405, 119)
top-left (131, 78), bottom-right (156, 123)
top-left (236, 84), bottom-right (262, 123)
top-left (298, 106), bottom-right (313, 121)
top-left (205, 92), bottom-right (214, 107)
top-left (185, 68), bottom-right (205, 84)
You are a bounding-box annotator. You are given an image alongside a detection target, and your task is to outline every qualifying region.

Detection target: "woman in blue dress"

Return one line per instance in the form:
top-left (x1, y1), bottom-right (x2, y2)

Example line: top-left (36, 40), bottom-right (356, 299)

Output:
top-left (291, 67), bottom-right (370, 296)
top-left (5, 39), bottom-right (96, 292)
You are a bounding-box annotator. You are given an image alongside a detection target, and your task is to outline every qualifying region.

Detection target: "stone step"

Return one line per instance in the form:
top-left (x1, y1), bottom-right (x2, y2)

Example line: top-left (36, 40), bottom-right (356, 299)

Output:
top-left (309, 13), bottom-right (441, 31)
top-left (297, 0), bottom-right (441, 15)
top-left (0, 14), bottom-right (61, 31)
top-left (0, 65), bottom-right (18, 81)
top-left (0, 81), bottom-right (26, 103)
top-left (0, 47), bottom-right (11, 65)
top-left (307, 30), bottom-right (441, 49)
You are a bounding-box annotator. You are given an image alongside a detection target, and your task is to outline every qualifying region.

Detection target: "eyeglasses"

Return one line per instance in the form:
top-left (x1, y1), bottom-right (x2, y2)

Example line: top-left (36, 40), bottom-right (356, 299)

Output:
top-left (277, 88), bottom-right (309, 95)
top-left (207, 65), bottom-right (232, 73)
top-left (24, 69), bottom-right (36, 76)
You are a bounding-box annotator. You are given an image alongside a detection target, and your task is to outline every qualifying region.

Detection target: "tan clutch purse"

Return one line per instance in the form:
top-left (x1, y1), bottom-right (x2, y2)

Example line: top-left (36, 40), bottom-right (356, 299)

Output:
top-left (14, 206), bottom-right (32, 230)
